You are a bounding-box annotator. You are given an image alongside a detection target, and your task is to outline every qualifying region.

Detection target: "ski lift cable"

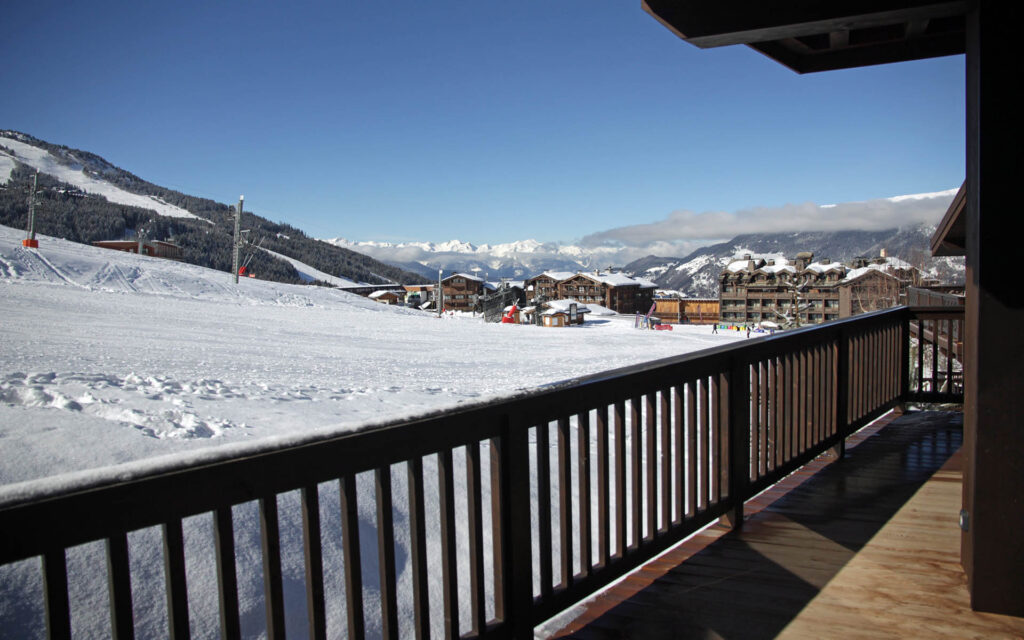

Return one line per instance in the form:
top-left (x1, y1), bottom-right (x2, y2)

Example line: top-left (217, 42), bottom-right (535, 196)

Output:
top-left (240, 235), bottom-right (265, 271)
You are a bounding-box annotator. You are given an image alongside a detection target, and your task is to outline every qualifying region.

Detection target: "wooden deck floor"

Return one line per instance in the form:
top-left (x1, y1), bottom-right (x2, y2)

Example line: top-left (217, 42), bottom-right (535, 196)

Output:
top-left (546, 410), bottom-right (1024, 639)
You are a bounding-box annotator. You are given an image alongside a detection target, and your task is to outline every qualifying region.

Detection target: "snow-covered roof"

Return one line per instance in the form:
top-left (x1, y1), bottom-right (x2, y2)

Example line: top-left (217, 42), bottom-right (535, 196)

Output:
top-left (544, 299), bottom-right (591, 314)
top-left (369, 290), bottom-right (400, 299)
top-left (586, 272), bottom-right (657, 288)
top-left (803, 261), bottom-right (846, 274)
top-left (842, 264), bottom-right (901, 283)
top-left (725, 260), bottom-right (756, 273)
top-left (531, 271), bottom-right (577, 282)
top-left (631, 276), bottom-right (659, 289)
top-left (760, 263), bottom-right (796, 275)
top-left (443, 272), bottom-right (483, 282)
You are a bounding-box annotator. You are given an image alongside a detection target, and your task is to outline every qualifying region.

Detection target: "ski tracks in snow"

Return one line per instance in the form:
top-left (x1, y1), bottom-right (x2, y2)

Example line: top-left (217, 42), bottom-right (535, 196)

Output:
top-left (0, 372), bottom-right (245, 440)
top-left (0, 372), bottom-right (417, 440)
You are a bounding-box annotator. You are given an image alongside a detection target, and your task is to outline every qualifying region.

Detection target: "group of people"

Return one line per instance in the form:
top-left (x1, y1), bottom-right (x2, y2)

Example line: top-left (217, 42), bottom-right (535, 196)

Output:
top-left (712, 323), bottom-right (774, 337)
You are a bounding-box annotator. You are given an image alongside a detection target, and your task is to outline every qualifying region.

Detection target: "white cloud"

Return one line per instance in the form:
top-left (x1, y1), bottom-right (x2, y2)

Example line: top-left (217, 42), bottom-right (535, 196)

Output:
top-left (579, 189), bottom-right (959, 252)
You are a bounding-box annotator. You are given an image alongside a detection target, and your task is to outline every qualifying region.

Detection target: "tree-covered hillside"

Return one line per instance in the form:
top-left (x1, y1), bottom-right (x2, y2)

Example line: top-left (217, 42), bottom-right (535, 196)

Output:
top-left (0, 132), bottom-right (424, 286)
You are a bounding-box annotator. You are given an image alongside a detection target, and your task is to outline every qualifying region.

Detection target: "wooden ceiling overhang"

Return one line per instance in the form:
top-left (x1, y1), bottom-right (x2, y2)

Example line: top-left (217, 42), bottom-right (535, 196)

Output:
top-left (931, 181), bottom-right (967, 256)
top-left (641, 1), bottom-right (967, 73)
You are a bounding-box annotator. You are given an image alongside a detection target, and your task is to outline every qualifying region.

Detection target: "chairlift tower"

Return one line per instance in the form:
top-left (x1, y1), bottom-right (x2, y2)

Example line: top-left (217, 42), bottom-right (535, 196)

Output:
top-left (232, 195), bottom-right (243, 284)
top-left (23, 171), bottom-right (39, 248)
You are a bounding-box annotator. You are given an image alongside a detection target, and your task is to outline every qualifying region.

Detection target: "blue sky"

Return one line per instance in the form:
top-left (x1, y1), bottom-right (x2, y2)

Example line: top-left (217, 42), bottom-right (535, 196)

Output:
top-left (2, 1), bottom-right (964, 246)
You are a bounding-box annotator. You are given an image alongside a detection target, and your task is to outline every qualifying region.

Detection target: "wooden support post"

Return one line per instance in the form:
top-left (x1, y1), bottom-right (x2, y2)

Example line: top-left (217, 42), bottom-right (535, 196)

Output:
top-left (720, 357), bottom-right (750, 530)
top-left (962, 2), bottom-right (1024, 616)
top-left (496, 413), bottom-right (534, 639)
top-left (833, 328), bottom-right (849, 460)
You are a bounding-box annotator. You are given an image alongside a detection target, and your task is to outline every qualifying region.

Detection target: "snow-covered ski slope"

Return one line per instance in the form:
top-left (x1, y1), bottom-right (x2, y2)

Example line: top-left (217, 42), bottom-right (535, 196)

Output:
top-left (262, 247), bottom-right (363, 287)
top-left (0, 224), bottom-right (748, 639)
top-left (0, 222), bottom-right (743, 487)
top-left (0, 134), bottom-right (199, 220)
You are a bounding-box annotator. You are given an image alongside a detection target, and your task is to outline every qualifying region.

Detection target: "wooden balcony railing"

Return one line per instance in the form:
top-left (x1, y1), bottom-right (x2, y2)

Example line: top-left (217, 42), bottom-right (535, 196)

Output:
top-left (0, 306), bottom-right (963, 640)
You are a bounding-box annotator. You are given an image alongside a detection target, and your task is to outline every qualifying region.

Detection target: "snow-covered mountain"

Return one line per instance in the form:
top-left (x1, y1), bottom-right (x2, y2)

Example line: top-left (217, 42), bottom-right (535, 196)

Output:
top-left (624, 226), bottom-right (965, 298)
top-left (322, 236), bottom-right (623, 280)
top-left (0, 130), bottom-right (424, 286)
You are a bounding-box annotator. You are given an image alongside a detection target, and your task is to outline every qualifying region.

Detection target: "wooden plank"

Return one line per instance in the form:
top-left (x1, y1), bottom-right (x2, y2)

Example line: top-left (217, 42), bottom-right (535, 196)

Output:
top-left (614, 400), bottom-right (626, 558)
top-left (536, 423), bottom-right (553, 597)
top-left (438, 449), bottom-right (459, 639)
top-left (407, 458), bottom-right (431, 639)
top-left (672, 386), bottom-right (684, 525)
top-left (213, 507), bottom-right (241, 640)
top-left (163, 518), bottom-right (190, 640)
top-left (645, 393), bottom-right (657, 541)
top-left (106, 532), bottom-right (135, 640)
top-left (259, 496), bottom-right (285, 640)
top-left (660, 388), bottom-right (671, 534)
top-left (630, 396), bottom-right (641, 550)
top-left (596, 406), bottom-right (610, 567)
top-left (375, 467), bottom-right (398, 640)
top-left (577, 410), bottom-right (592, 577)
top-left (300, 485), bottom-right (327, 640)
top-left (466, 443), bottom-right (486, 633)
top-left (698, 378), bottom-right (709, 511)
top-left (686, 382), bottom-right (697, 518)
top-left (340, 475), bottom-right (365, 640)
top-left (43, 549), bottom-right (71, 640)
top-left (557, 417), bottom-right (574, 589)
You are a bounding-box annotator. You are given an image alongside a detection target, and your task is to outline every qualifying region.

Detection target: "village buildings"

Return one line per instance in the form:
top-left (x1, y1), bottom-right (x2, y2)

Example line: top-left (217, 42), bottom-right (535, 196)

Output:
top-left (718, 252), bottom-right (913, 327)
top-left (93, 239), bottom-right (183, 261)
top-left (440, 272), bottom-right (485, 312)
top-left (525, 270), bottom-right (657, 315)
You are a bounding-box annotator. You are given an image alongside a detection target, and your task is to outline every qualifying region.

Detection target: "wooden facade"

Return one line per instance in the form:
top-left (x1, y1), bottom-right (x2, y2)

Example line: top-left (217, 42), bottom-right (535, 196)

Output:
top-left (93, 239), bottom-right (184, 261)
top-left (602, 280), bottom-right (654, 315)
top-left (369, 290), bottom-right (404, 305)
top-left (654, 297), bottom-right (719, 324)
top-left (525, 272), bottom-right (574, 303)
top-left (556, 274), bottom-right (607, 306)
top-left (441, 273), bottom-right (484, 312)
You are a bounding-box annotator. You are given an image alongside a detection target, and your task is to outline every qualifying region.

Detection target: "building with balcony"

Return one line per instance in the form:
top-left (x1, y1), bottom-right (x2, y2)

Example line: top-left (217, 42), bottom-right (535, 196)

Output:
top-left (719, 252), bottom-right (907, 327)
top-left (440, 272), bottom-right (484, 312)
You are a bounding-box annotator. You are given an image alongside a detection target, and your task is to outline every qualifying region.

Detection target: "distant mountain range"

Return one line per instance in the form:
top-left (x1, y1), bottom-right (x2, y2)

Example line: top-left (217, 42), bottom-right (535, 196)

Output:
top-left (1, 130), bottom-right (963, 296)
top-left (322, 237), bottom-right (624, 282)
top-left (0, 130), bottom-right (424, 286)
top-left (326, 226), bottom-right (964, 296)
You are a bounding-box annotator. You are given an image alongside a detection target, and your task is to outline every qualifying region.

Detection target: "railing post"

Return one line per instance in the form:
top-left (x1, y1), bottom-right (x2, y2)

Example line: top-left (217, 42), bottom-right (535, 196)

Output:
top-left (899, 308), bottom-right (911, 407)
top-left (833, 326), bottom-right (850, 459)
top-left (721, 356), bottom-right (750, 530)
top-left (496, 412), bottom-right (534, 639)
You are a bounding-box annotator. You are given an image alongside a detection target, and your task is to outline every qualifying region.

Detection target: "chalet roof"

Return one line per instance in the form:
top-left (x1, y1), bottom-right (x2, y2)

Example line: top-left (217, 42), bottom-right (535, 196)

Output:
top-left (545, 299), bottom-right (592, 314)
top-left (528, 271), bottom-right (577, 282)
top-left (592, 272), bottom-right (657, 288)
top-left (931, 181), bottom-right (966, 256)
top-left (803, 260), bottom-right (846, 274)
top-left (442, 272), bottom-right (483, 283)
top-left (642, 0), bottom-right (967, 74)
top-left (757, 258), bottom-right (797, 275)
top-left (841, 264), bottom-right (901, 284)
top-left (369, 290), bottom-right (399, 299)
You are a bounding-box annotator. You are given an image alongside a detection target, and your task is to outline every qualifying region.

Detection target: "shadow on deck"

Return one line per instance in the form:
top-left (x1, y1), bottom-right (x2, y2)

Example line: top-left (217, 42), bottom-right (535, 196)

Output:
top-left (549, 410), bottom-right (1024, 639)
